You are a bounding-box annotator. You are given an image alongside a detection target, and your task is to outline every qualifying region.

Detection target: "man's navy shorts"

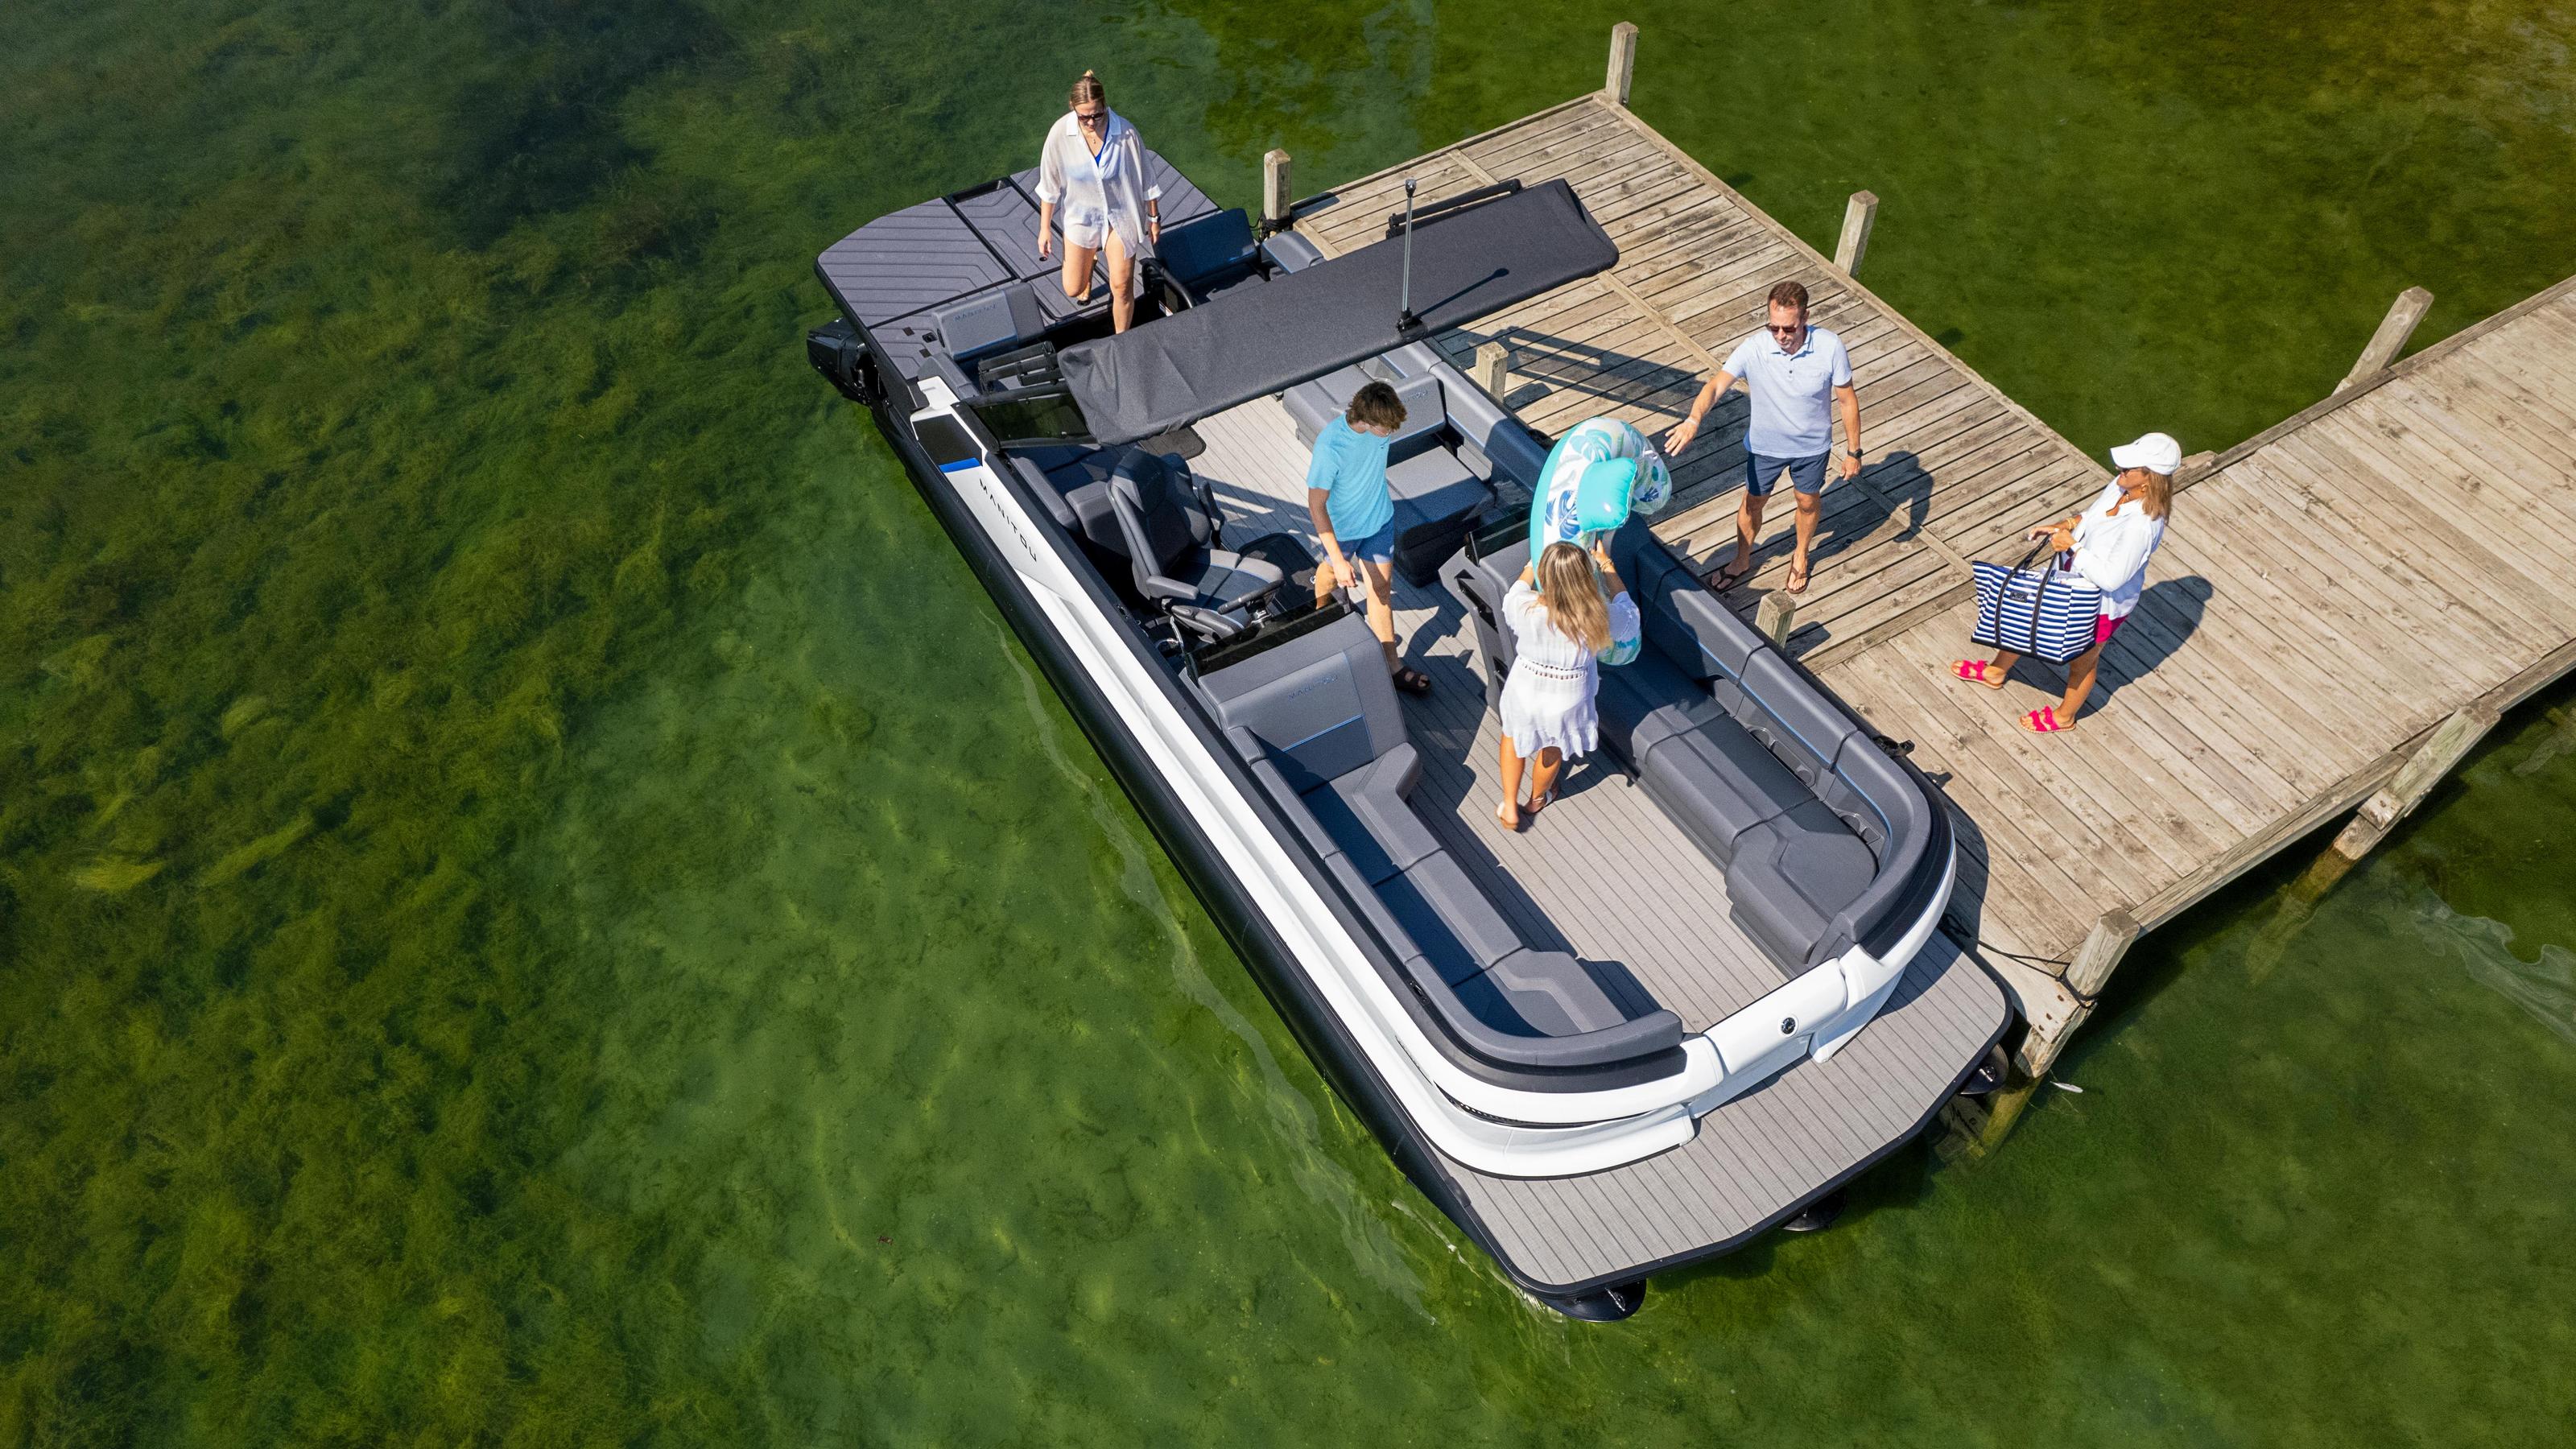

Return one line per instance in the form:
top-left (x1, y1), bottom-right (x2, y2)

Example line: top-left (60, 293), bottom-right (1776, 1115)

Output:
top-left (1745, 450), bottom-right (1831, 498)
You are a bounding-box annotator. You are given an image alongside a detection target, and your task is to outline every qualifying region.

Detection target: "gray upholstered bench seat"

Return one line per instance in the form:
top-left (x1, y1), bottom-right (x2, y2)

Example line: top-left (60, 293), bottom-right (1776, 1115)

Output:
top-left (1725, 802), bottom-right (1880, 974)
top-left (1450, 522), bottom-right (1935, 974)
top-left (1202, 616), bottom-right (1683, 1073)
top-left (1387, 445), bottom-right (1489, 522)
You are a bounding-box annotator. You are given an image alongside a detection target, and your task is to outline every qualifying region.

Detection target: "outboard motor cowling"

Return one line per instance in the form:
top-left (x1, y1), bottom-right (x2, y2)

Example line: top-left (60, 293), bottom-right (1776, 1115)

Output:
top-left (806, 319), bottom-right (881, 407)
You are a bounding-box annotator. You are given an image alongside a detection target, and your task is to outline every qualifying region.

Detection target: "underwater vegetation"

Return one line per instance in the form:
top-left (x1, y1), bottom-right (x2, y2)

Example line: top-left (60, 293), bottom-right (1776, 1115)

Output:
top-left (2, 0), bottom-right (2572, 1445)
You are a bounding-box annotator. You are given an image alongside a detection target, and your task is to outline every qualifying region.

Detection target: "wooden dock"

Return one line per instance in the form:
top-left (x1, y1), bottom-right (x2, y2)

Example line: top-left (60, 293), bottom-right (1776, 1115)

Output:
top-left (1278, 27), bottom-right (2576, 1086)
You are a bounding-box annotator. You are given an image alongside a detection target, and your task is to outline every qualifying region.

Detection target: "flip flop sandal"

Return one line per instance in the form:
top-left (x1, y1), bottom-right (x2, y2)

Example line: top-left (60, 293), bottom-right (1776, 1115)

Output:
top-left (2020, 706), bottom-right (2072, 734)
top-left (1785, 560), bottom-right (1812, 594)
top-left (1711, 557), bottom-right (1757, 590)
top-left (1392, 667), bottom-right (1433, 697)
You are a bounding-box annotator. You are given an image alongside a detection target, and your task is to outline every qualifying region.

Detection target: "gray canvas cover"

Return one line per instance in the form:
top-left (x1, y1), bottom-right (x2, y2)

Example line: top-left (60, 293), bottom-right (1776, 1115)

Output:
top-left (1059, 180), bottom-right (1616, 446)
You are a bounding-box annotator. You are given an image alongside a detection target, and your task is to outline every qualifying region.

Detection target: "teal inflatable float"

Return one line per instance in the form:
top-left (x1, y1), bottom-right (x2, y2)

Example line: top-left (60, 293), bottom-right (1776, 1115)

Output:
top-left (1526, 418), bottom-right (1673, 664)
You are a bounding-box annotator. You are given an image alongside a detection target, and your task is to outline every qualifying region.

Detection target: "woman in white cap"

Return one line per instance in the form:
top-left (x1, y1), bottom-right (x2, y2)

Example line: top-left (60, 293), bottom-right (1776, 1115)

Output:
top-left (1034, 70), bottom-right (1158, 334)
top-left (1952, 431), bottom-right (2178, 734)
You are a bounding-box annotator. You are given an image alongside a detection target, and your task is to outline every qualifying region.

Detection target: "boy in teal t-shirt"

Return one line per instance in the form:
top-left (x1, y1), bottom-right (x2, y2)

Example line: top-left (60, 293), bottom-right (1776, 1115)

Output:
top-left (1305, 381), bottom-right (1429, 696)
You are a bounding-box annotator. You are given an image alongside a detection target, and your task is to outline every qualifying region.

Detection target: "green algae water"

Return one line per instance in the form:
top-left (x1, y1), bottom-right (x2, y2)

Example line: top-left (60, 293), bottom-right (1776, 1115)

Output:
top-left (4, 0), bottom-right (2573, 1442)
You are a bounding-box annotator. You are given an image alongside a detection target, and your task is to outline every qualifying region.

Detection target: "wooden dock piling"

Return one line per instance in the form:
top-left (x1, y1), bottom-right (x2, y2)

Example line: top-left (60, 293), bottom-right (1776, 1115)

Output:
top-left (1282, 31), bottom-right (2576, 1121)
top-left (1833, 191), bottom-right (1879, 274)
top-left (2330, 704), bottom-right (2500, 860)
top-left (2336, 286), bottom-right (2434, 393)
top-left (1755, 591), bottom-right (1798, 650)
top-left (1605, 23), bottom-right (1639, 107)
top-left (1472, 341), bottom-right (1509, 401)
top-left (1261, 149), bottom-right (1293, 232)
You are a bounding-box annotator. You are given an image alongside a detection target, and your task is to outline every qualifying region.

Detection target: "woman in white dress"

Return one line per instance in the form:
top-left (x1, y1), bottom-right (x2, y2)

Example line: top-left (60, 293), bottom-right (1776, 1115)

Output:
top-left (1497, 541), bottom-right (1641, 831)
top-left (1034, 70), bottom-right (1160, 334)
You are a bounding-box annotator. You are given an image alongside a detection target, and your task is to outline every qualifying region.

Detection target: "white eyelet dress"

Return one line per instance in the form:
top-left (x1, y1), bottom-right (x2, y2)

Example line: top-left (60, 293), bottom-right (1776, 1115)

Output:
top-left (1498, 580), bottom-right (1641, 758)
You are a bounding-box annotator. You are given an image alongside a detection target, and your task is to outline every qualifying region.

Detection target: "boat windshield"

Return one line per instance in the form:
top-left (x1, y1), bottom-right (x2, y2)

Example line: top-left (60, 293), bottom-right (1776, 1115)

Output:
top-left (966, 388), bottom-right (1092, 448)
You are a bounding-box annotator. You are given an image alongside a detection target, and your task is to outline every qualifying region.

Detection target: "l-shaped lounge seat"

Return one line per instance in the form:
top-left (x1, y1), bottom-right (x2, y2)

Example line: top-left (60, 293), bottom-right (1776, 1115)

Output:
top-left (1195, 613), bottom-right (1686, 1076)
top-left (1449, 523), bottom-right (1943, 976)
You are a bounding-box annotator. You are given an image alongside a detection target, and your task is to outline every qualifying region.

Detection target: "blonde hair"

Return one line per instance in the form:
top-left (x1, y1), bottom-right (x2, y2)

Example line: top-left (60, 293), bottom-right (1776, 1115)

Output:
top-left (1070, 70), bottom-right (1106, 109)
top-left (2123, 465), bottom-right (2173, 521)
top-left (1533, 542), bottom-right (1612, 654)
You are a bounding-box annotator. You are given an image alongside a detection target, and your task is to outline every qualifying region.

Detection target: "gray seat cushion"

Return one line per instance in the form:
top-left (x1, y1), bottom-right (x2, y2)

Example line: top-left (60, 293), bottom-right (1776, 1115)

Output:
top-left (1385, 446), bottom-right (1489, 523)
top-left (1637, 714), bottom-right (1812, 868)
top-left (1010, 456), bottom-right (1080, 530)
top-left (1303, 745), bottom-right (1437, 884)
top-left (1186, 551), bottom-right (1286, 610)
top-left (1595, 647), bottom-right (1721, 765)
top-left (1379, 850), bottom-right (1525, 985)
top-left (1732, 652), bottom-right (1859, 791)
top-left (1201, 614), bottom-right (1407, 791)
top-left (1325, 851), bottom-right (1423, 964)
top-left (1468, 948), bottom-right (1628, 1036)
top-left (1283, 365), bottom-right (1373, 444)
top-left (1726, 799), bottom-right (1877, 968)
top-left (1381, 374), bottom-right (1447, 460)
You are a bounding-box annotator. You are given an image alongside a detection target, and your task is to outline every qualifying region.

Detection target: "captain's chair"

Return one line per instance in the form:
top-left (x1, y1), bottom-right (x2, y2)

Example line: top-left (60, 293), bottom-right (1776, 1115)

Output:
top-left (1105, 448), bottom-right (1284, 640)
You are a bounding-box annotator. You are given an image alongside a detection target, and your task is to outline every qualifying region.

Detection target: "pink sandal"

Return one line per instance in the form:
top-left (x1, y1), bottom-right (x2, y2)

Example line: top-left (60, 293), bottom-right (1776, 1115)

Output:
top-left (2020, 706), bottom-right (2072, 734)
top-left (1951, 659), bottom-right (1992, 684)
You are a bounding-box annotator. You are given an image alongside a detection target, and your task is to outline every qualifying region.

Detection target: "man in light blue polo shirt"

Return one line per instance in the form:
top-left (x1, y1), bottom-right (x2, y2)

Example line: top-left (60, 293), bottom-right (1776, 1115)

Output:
top-left (1662, 279), bottom-right (1862, 594)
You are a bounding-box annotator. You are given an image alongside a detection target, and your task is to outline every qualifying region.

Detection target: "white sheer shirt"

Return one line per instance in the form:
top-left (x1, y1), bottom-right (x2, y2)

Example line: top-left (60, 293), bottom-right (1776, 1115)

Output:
top-left (1034, 109), bottom-right (1161, 252)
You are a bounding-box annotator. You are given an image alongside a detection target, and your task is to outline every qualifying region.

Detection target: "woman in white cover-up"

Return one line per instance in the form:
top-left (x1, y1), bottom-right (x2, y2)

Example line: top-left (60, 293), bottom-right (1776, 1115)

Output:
top-left (1034, 70), bottom-right (1159, 334)
top-left (1496, 540), bottom-right (1641, 831)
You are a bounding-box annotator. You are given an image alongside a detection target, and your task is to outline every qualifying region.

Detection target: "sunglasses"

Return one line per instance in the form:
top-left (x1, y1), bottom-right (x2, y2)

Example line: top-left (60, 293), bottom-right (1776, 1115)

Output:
top-left (1075, 109), bottom-right (1107, 128)
top-left (1767, 320), bottom-right (1806, 338)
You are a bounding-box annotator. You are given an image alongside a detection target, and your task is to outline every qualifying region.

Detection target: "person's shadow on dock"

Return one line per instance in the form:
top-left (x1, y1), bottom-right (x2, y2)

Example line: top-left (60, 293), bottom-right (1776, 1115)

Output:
top-left (1462, 325), bottom-right (1704, 419)
top-left (1989, 575), bottom-right (2211, 709)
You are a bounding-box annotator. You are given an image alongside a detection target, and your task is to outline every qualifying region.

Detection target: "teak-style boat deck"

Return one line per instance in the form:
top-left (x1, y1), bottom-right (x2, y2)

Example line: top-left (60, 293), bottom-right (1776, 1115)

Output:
top-left (1270, 26), bottom-right (2576, 1090)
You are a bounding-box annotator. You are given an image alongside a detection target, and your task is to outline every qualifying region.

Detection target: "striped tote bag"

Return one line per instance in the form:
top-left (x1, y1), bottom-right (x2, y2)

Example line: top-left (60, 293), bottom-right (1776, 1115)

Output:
top-left (1971, 543), bottom-right (2103, 663)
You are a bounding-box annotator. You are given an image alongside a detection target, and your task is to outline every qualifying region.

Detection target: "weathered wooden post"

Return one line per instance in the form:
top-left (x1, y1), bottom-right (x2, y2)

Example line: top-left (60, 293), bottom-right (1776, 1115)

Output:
top-left (1755, 590), bottom-right (1798, 650)
top-left (2331, 703), bottom-right (2500, 859)
top-left (1473, 341), bottom-right (1509, 399)
top-left (2335, 286), bottom-right (2434, 393)
top-left (2007, 908), bottom-right (2140, 1078)
top-left (1832, 191), bottom-right (1879, 274)
top-left (1261, 149), bottom-right (1293, 232)
top-left (2063, 907), bottom-right (2140, 998)
top-left (1605, 23), bottom-right (1639, 106)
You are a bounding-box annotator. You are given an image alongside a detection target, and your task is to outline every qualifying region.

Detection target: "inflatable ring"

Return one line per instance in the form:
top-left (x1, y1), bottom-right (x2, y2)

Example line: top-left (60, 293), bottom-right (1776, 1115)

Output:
top-left (1527, 418), bottom-right (1673, 664)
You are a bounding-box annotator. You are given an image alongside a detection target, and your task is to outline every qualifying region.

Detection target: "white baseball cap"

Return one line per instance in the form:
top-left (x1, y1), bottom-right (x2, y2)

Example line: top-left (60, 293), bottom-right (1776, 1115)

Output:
top-left (2109, 431), bottom-right (2183, 476)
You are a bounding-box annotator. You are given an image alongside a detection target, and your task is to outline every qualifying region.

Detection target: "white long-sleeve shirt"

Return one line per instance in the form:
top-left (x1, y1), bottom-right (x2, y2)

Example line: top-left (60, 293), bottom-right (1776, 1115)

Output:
top-left (2065, 478), bottom-right (2168, 618)
top-left (1034, 109), bottom-right (1161, 253)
